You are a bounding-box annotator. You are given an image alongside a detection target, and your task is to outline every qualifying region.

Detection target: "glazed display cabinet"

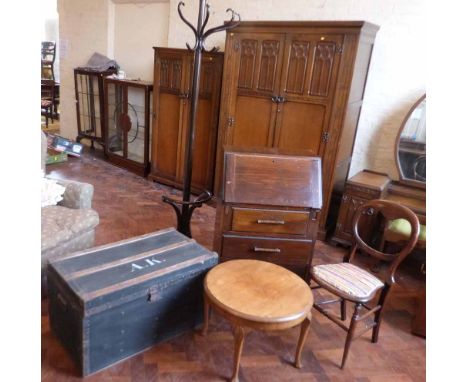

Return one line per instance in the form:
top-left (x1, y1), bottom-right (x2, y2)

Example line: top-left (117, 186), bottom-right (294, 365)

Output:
top-left (104, 78), bottom-right (153, 177)
top-left (74, 68), bottom-right (117, 148)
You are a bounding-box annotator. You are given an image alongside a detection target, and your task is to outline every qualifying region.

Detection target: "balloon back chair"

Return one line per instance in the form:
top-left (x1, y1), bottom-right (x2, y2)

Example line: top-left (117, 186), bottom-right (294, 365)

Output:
top-left (41, 79), bottom-right (56, 128)
top-left (311, 199), bottom-right (420, 368)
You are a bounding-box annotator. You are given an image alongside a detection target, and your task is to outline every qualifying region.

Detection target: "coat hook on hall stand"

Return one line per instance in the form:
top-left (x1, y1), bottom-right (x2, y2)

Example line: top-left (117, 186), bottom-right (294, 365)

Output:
top-left (162, 0), bottom-right (241, 238)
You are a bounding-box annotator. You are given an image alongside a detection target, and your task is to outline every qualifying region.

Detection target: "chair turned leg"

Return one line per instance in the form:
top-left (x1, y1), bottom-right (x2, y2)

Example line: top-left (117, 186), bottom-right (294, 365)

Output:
top-left (201, 294), bottom-right (210, 336)
top-left (372, 312), bottom-right (382, 343)
top-left (231, 326), bottom-right (245, 382)
top-left (295, 312), bottom-right (312, 368)
top-left (372, 288), bottom-right (390, 343)
top-left (340, 299), bottom-right (347, 321)
top-left (49, 105), bottom-right (54, 124)
top-left (341, 303), bottom-right (362, 369)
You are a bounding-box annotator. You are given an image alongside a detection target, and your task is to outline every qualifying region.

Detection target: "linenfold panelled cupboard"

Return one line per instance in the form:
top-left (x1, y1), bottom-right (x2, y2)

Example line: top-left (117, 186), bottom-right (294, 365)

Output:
top-left (214, 21), bottom-right (379, 238)
top-left (149, 48), bottom-right (223, 193)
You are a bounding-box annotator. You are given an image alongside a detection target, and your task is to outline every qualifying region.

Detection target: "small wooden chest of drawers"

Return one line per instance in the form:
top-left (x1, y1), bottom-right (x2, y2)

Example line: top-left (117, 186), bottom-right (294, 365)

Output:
top-left (213, 151), bottom-right (322, 280)
top-left (331, 169), bottom-right (426, 246)
top-left (331, 170), bottom-right (391, 246)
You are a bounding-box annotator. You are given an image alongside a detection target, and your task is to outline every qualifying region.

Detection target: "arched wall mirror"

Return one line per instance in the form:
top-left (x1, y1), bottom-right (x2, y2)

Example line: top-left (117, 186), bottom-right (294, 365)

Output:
top-left (395, 94), bottom-right (426, 188)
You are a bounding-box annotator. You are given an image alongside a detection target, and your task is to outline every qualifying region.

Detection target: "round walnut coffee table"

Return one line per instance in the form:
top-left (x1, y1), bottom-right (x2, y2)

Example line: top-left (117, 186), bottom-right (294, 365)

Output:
top-left (202, 259), bottom-right (313, 382)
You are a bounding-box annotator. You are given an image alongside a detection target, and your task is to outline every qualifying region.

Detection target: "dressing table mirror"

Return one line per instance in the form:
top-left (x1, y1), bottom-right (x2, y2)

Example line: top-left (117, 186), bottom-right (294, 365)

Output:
top-left (395, 95), bottom-right (426, 187)
top-left (332, 94), bottom-right (427, 247)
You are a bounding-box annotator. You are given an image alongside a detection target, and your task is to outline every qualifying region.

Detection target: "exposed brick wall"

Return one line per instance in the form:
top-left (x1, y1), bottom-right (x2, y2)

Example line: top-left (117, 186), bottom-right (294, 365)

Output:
top-left (167, 0), bottom-right (425, 179)
top-left (58, 0), bottom-right (425, 180)
top-left (57, 0), bottom-right (113, 143)
top-left (114, 2), bottom-right (169, 81)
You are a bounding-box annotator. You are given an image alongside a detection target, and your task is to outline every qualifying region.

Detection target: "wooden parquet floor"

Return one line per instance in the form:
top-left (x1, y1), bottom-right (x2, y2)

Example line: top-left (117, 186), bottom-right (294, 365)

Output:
top-left (42, 150), bottom-right (425, 381)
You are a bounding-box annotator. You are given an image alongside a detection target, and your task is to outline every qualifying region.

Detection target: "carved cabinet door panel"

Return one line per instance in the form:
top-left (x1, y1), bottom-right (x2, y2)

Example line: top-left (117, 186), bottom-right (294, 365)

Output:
top-left (335, 193), bottom-right (376, 244)
top-left (226, 33), bottom-right (286, 148)
top-left (274, 34), bottom-right (344, 155)
top-left (183, 55), bottom-right (223, 192)
top-left (335, 194), bottom-right (366, 242)
top-left (151, 52), bottom-right (188, 183)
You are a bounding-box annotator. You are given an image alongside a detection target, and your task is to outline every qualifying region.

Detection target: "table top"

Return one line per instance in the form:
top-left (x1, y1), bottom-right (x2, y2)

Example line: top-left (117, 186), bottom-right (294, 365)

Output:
top-left (204, 260), bottom-right (313, 323)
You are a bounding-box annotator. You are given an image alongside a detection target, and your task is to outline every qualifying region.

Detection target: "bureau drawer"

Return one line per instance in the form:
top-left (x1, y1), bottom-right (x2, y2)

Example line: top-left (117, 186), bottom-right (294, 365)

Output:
top-left (231, 208), bottom-right (310, 236)
top-left (221, 235), bottom-right (312, 266)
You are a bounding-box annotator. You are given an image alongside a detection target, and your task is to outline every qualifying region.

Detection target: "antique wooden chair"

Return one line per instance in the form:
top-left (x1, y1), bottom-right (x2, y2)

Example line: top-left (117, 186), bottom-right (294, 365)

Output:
top-left (311, 199), bottom-right (420, 369)
top-left (41, 79), bottom-right (56, 128)
top-left (41, 41), bottom-right (56, 80)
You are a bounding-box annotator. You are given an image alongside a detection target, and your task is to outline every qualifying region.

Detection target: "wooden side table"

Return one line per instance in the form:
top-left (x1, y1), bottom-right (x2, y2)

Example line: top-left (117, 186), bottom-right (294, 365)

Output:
top-left (203, 260), bottom-right (313, 382)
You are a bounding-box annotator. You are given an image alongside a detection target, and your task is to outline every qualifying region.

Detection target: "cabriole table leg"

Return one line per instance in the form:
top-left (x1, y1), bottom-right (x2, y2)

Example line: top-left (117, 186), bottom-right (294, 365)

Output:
top-left (295, 312), bottom-right (312, 368)
top-left (231, 326), bottom-right (245, 382)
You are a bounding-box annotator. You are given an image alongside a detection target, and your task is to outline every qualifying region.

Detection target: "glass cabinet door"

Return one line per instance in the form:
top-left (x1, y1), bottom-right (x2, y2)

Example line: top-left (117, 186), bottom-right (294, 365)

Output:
top-left (126, 87), bottom-right (148, 164)
top-left (107, 82), bottom-right (150, 164)
top-left (106, 82), bottom-right (125, 157)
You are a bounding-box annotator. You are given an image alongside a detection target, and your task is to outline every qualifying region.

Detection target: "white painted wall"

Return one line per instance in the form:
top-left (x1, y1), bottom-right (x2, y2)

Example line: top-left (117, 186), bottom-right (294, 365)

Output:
top-left (58, 0), bottom-right (425, 179)
top-left (42, 0), bottom-right (59, 41)
top-left (42, 0), bottom-right (60, 81)
top-left (114, 2), bottom-right (170, 81)
top-left (58, 0), bottom-right (169, 142)
top-left (166, 0), bottom-right (426, 179)
top-left (58, 0), bottom-right (114, 142)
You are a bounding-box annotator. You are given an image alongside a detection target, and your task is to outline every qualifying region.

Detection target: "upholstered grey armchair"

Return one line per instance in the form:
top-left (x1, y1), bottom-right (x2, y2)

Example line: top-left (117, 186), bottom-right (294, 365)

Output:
top-left (41, 132), bottom-right (99, 294)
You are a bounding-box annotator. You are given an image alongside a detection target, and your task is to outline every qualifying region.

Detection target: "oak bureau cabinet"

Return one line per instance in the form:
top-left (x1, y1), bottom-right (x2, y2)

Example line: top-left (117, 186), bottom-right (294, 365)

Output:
top-left (214, 151), bottom-right (322, 280)
top-left (214, 21), bottom-right (379, 238)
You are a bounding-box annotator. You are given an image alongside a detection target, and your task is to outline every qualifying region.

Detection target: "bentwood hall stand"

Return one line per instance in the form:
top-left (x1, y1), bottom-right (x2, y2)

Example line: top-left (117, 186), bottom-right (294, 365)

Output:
top-left (214, 21), bottom-right (379, 238)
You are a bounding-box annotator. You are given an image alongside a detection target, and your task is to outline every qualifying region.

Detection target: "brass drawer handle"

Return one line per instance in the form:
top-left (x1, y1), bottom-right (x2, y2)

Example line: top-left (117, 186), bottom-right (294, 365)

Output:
top-left (253, 247), bottom-right (281, 253)
top-left (257, 219), bottom-right (285, 225)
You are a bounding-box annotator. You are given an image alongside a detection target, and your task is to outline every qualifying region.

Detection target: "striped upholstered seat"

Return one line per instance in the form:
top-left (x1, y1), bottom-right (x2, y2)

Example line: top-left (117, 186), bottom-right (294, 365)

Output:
top-left (312, 263), bottom-right (384, 302)
top-left (41, 99), bottom-right (52, 108)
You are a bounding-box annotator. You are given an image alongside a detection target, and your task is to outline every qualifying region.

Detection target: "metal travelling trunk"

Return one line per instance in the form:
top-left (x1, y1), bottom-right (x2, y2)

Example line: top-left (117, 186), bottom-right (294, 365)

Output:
top-left (47, 228), bottom-right (218, 376)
